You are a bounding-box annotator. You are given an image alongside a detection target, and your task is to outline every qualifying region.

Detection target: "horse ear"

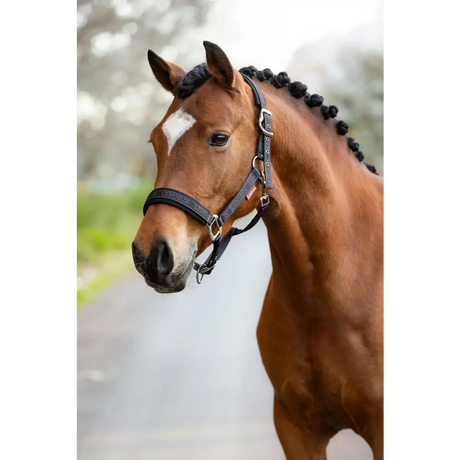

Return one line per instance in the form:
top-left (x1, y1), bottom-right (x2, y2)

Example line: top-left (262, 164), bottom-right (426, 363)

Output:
top-left (147, 50), bottom-right (185, 94)
top-left (203, 41), bottom-right (235, 90)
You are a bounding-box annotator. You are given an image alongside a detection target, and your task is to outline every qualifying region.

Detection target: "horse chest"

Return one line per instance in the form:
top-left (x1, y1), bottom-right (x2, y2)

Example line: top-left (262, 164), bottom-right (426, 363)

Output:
top-left (256, 299), bottom-right (374, 432)
top-left (257, 333), bottom-right (347, 432)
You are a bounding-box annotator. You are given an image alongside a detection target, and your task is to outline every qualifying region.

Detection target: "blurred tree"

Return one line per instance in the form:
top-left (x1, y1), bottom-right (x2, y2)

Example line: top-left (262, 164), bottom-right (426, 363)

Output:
top-left (324, 48), bottom-right (383, 173)
top-left (77, 0), bottom-right (212, 184)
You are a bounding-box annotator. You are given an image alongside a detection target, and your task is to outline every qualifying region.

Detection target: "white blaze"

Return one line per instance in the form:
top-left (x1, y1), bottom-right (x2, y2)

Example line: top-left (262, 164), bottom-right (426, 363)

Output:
top-left (162, 108), bottom-right (196, 155)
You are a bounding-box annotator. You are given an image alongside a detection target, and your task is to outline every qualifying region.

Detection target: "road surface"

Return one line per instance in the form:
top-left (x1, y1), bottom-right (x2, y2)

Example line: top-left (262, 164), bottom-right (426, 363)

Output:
top-left (78, 222), bottom-right (373, 460)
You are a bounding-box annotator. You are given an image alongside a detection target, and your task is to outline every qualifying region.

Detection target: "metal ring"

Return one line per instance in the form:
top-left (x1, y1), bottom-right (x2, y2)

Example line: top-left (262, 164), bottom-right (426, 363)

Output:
top-left (195, 260), bottom-right (218, 284)
top-left (196, 268), bottom-right (205, 284)
top-left (252, 156), bottom-right (266, 185)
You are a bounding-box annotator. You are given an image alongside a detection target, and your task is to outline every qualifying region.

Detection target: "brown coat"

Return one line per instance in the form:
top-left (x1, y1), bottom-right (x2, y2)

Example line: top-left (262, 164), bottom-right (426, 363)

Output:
top-left (134, 42), bottom-right (383, 460)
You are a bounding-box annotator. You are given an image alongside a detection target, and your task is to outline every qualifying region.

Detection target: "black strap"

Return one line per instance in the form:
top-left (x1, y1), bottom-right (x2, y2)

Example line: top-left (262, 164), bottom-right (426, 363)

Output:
top-left (143, 188), bottom-right (214, 226)
top-left (217, 168), bottom-right (262, 226)
top-left (241, 73), bottom-right (266, 106)
top-left (143, 167), bottom-right (261, 225)
top-left (261, 121), bottom-right (273, 188)
top-left (241, 74), bottom-right (273, 189)
top-left (193, 200), bottom-right (269, 279)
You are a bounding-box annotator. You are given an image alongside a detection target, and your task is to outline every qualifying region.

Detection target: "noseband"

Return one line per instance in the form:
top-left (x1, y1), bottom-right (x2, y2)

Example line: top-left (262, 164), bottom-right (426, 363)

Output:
top-left (142, 74), bottom-right (273, 283)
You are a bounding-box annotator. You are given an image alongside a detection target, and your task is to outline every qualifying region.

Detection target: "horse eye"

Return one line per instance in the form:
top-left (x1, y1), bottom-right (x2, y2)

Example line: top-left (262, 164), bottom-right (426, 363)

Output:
top-left (208, 133), bottom-right (229, 147)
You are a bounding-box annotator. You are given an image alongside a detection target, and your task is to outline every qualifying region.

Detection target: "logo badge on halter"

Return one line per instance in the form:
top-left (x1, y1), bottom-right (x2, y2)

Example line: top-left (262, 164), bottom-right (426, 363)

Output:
top-left (246, 184), bottom-right (257, 200)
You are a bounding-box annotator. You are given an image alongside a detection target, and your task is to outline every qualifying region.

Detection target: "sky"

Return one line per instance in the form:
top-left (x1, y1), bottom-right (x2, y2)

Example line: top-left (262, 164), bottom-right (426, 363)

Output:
top-left (74, 0), bottom-right (385, 129)
top-left (189, 0), bottom-right (383, 71)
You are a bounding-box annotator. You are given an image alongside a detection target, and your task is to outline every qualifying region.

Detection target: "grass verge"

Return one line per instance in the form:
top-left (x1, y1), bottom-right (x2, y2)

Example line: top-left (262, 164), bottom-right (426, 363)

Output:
top-left (77, 182), bottom-right (151, 308)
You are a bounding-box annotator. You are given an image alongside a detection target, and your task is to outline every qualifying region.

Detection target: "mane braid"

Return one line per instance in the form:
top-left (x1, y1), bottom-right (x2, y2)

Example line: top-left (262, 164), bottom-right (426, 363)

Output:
top-left (176, 63), bottom-right (211, 99)
top-left (175, 63), bottom-right (378, 175)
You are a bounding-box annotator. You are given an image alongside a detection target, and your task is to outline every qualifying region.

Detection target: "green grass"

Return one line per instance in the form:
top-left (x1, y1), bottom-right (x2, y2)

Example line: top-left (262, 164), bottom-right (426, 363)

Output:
top-left (77, 182), bottom-right (152, 308)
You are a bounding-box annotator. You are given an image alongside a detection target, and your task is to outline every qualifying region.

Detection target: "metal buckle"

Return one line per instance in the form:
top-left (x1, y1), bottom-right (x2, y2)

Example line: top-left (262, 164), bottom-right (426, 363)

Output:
top-left (260, 193), bottom-right (270, 208)
top-left (207, 214), bottom-right (222, 242)
top-left (259, 108), bottom-right (273, 138)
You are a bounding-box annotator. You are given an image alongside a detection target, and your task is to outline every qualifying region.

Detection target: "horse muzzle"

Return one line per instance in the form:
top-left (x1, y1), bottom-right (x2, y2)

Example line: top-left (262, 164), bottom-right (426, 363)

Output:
top-left (132, 238), bottom-right (196, 293)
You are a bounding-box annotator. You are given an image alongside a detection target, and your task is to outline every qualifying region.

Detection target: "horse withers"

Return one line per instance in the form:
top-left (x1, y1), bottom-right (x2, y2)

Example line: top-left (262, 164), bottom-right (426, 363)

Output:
top-left (132, 41), bottom-right (383, 460)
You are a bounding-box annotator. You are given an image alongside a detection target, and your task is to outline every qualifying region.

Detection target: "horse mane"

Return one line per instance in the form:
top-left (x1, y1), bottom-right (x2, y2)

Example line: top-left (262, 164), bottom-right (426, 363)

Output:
top-left (175, 63), bottom-right (378, 175)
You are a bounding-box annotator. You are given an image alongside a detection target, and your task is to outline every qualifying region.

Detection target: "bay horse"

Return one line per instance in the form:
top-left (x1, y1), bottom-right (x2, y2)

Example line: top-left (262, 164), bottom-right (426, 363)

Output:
top-left (132, 41), bottom-right (383, 460)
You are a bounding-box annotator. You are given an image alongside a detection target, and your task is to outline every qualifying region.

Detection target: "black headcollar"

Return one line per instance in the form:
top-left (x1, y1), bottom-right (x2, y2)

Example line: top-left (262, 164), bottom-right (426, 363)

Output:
top-left (143, 73), bottom-right (273, 283)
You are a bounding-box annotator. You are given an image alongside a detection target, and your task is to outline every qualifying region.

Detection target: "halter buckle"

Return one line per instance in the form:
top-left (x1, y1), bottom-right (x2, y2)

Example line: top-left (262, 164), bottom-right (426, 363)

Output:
top-left (207, 214), bottom-right (222, 242)
top-left (259, 108), bottom-right (273, 138)
top-left (260, 193), bottom-right (270, 208)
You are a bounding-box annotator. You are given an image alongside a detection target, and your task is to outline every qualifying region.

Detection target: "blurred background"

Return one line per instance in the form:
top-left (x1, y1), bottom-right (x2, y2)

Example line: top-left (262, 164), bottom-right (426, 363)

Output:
top-left (77, 0), bottom-right (383, 458)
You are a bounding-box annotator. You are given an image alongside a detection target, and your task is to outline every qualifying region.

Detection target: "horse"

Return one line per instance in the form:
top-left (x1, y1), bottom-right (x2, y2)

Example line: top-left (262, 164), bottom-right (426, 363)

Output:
top-left (132, 41), bottom-right (383, 460)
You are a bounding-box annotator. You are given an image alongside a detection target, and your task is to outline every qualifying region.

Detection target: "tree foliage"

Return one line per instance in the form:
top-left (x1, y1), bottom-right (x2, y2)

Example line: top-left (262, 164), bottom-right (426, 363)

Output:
top-left (325, 48), bottom-right (383, 173)
top-left (77, 0), bottom-right (212, 183)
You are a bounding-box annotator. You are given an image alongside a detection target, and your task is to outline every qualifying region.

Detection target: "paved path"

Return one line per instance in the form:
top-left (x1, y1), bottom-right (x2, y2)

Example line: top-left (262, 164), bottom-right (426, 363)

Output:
top-left (78, 223), bottom-right (373, 460)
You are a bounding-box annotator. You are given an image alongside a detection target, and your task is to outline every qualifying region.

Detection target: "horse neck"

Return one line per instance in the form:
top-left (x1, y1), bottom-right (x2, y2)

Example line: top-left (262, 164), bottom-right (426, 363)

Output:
top-left (261, 86), bottom-right (383, 308)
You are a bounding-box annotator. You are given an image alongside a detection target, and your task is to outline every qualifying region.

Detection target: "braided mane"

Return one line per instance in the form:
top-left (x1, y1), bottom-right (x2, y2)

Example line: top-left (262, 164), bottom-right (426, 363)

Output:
top-left (175, 63), bottom-right (378, 175)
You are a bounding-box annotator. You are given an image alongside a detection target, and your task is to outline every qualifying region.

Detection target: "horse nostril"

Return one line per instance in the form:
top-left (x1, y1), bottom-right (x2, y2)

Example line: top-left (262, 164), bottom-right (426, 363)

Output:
top-left (132, 241), bottom-right (146, 274)
top-left (151, 239), bottom-right (174, 276)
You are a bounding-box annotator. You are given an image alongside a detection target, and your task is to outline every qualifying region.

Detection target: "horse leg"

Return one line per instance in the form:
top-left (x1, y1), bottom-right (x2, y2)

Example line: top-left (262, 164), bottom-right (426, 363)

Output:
top-left (362, 411), bottom-right (383, 460)
top-left (274, 397), bottom-right (331, 460)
